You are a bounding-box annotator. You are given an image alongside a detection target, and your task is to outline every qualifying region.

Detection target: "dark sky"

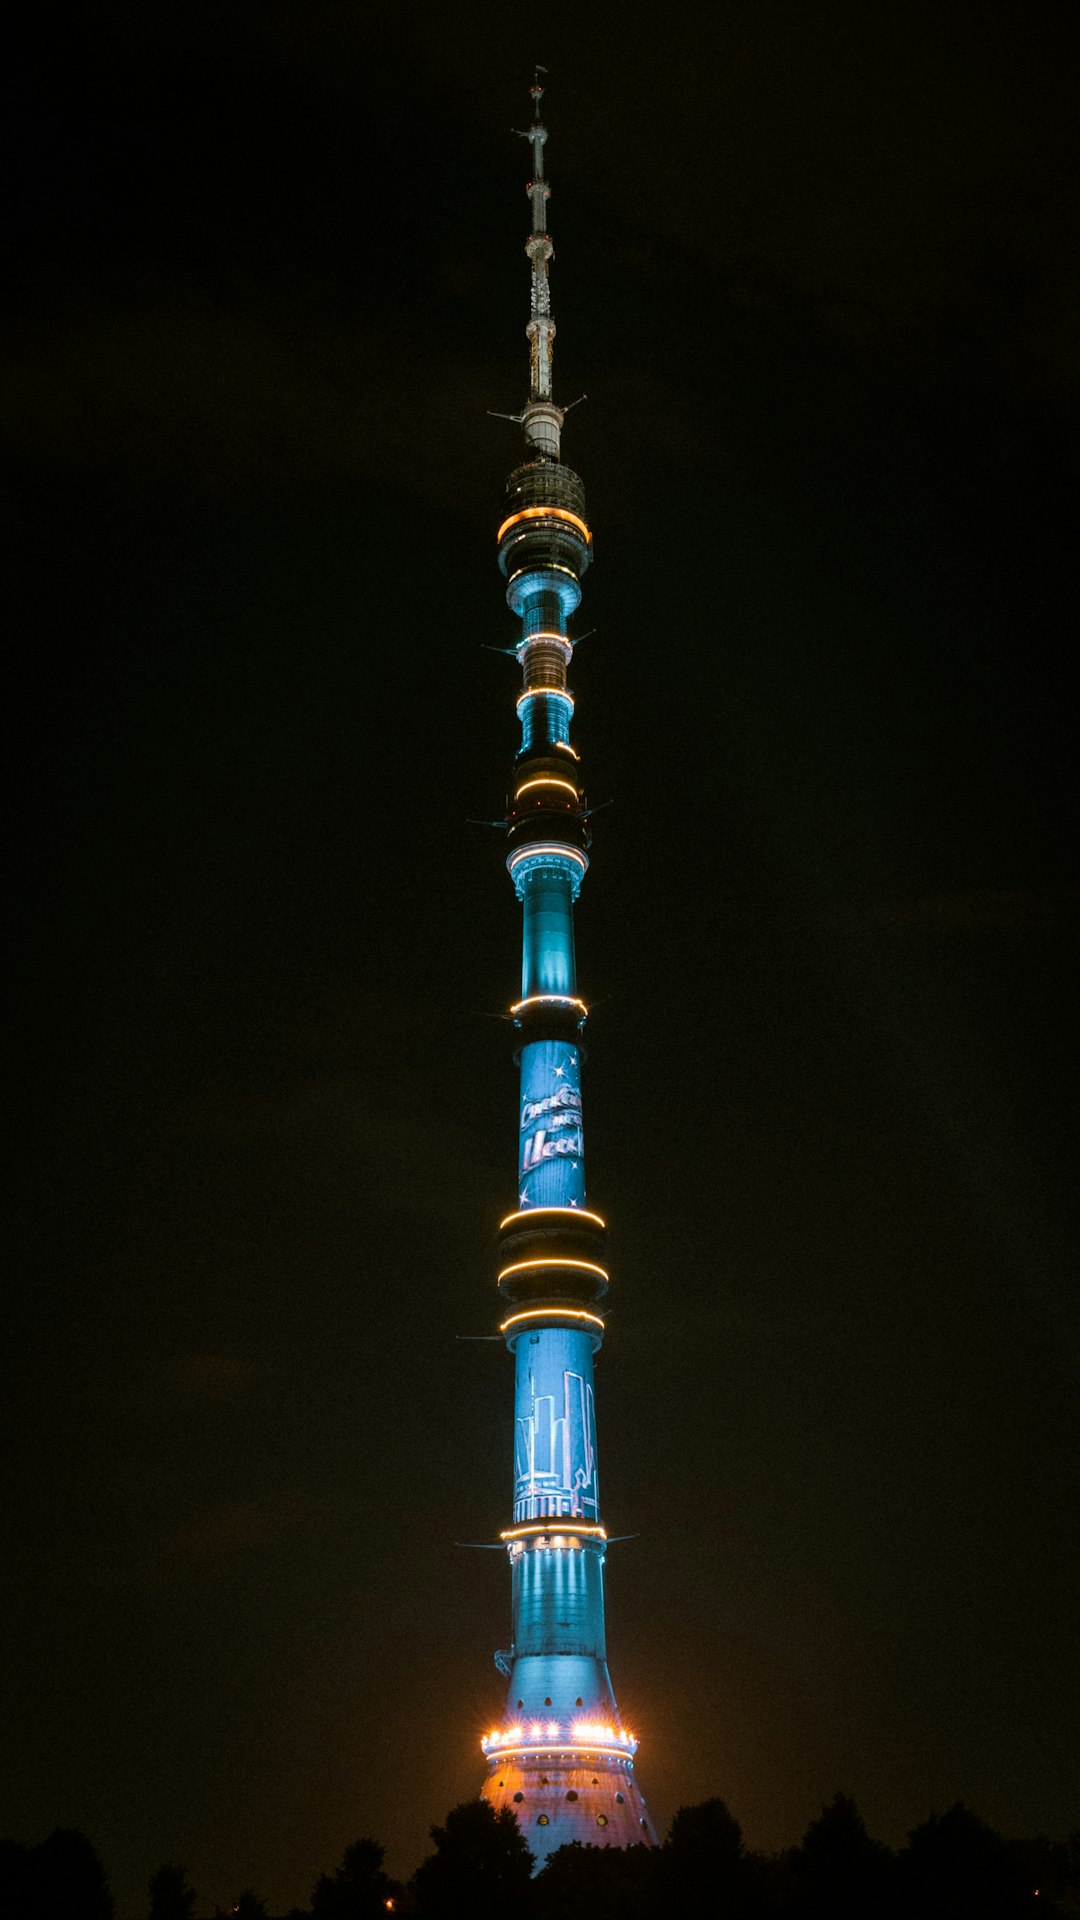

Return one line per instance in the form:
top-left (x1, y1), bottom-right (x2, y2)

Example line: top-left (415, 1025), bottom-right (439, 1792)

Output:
top-left (6, 2), bottom-right (1079, 1915)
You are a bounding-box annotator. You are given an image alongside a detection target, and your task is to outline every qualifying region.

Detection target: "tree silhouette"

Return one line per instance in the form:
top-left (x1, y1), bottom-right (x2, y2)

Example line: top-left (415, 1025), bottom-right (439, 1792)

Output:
top-left (311, 1836), bottom-right (398, 1919)
top-left (148, 1861), bottom-right (196, 1920)
top-left (412, 1800), bottom-right (534, 1919)
top-left (1005, 1832), bottom-right (1080, 1918)
top-left (900, 1803), bottom-right (1034, 1918)
top-left (662, 1797), bottom-right (749, 1916)
top-left (0, 1829), bottom-right (115, 1919)
top-left (535, 1839), bottom-right (658, 1920)
top-left (0, 1840), bottom-right (32, 1918)
top-left (232, 1893), bottom-right (269, 1920)
top-left (792, 1793), bottom-right (897, 1918)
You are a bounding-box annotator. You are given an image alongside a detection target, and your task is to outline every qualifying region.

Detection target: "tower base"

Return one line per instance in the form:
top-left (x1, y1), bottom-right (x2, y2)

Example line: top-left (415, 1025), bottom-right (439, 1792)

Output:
top-left (483, 1751), bottom-right (656, 1869)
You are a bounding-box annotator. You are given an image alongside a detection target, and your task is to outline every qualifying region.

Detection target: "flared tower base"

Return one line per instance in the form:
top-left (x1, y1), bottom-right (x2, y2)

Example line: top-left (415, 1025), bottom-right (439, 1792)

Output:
top-left (482, 1751), bottom-right (656, 1868)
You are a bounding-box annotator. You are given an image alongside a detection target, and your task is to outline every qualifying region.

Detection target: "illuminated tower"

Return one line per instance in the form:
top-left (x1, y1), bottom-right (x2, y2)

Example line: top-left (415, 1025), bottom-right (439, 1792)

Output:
top-left (479, 78), bottom-right (657, 1865)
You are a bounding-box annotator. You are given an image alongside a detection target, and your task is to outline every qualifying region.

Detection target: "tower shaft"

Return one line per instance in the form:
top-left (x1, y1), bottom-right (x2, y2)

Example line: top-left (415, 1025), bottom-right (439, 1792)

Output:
top-left (478, 80), bottom-right (655, 1867)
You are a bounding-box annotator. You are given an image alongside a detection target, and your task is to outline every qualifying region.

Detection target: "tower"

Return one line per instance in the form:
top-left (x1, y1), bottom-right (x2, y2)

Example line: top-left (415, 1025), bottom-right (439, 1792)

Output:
top-left (478, 78), bottom-right (657, 1866)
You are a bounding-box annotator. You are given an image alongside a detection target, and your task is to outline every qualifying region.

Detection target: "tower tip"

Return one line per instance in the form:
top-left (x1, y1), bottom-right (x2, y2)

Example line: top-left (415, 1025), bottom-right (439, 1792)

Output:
top-left (520, 71), bottom-right (559, 456)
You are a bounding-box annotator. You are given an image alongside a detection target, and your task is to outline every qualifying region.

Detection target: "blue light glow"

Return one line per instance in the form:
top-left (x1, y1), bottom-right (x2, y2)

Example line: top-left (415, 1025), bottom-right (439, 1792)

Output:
top-left (506, 563), bottom-right (582, 623)
top-left (508, 844), bottom-right (587, 901)
top-left (521, 865), bottom-right (577, 997)
top-left (512, 1323), bottom-right (599, 1523)
top-left (518, 1042), bottom-right (585, 1209)
top-left (519, 688), bottom-right (573, 750)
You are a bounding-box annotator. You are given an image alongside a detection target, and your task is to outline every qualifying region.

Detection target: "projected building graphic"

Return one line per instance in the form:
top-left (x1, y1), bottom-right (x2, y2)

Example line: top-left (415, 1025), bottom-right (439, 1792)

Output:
top-left (478, 77), bottom-right (657, 1864)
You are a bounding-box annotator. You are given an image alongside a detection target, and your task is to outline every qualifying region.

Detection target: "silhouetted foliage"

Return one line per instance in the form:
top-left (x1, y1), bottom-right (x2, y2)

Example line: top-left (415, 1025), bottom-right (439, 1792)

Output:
top-left (1005, 1833), bottom-right (1080, 1918)
top-left (148, 1861), bottom-right (197, 1920)
top-left (535, 1839), bottom-right (658, 1920)
top-left (791, 1793), bottom-right (898, 1918)
top-left (232, 1893), bottom-right (269, 1920)
top-left (311, 1836), bottom-right (399, 1919)
top-left (661, 1797), bottom-right (750, 1916)
top-left (0, 1828), bottom-right (114, 1919)
top-left (0, 1842), bottom-right (32, 1920)
top-left (10, 1789), bottom-right (1080, 1920)
top-left (668, 1798), bottom-right (745, 1863)
top-left (411, 1800), bottom-right (534, 1919)
top-left (899, 1803), bottom-right (1036, 1918)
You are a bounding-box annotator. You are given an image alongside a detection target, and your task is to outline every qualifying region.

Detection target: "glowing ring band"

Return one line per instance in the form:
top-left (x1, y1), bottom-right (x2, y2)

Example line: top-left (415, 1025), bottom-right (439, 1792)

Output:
top-left (497, 1257), bottom-right (609, 1285)
top-left (500, 1307), bottom-right (605, 1336)
top-left (497, 506), bottom-right (592, 545)
top-left (514, 776), bottom-right (579, 800)
top-left (498, 1206), bottom-right (605, 1231)
top-left (500, 1521), bottom-right (607, 1542)
top-left (506, 847), bottom-right (589, 885)
top-left (482, 1741), bottom-right (637, 1762)
top-left (509, 992), bottom-right (588, 1014)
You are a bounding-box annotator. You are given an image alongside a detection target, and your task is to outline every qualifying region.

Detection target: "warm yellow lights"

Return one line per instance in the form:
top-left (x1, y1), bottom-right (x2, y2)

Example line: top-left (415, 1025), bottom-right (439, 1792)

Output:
top-left (500, 1307), bottom-right (606, 1335)
top-left (497, 506), bottom-right (592, 545)
top-left (498, 1256), bottom-right (609, 1285)
top-left (514, 776), bottom-right (579, 800)
top-left (552, 740), bottom-right (580, 759)
top-left (509, 992), bottom-right (589, 1015)
top-left (499, 1521), bottom-right (608, 1542)
top-left (573, 1720), bottom-right (629, 1744)
top-left (482, 1739), bottom-right (636, 1758)
top-left (498, 1205), bottom-right (606, 1231)
top-left (480, 1712), bottom-right (638, 1758)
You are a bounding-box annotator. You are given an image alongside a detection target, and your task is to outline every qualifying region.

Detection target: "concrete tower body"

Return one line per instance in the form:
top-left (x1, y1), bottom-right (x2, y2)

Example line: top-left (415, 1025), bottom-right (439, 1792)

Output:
top-left (479, 80), bottom-right (656, 1867)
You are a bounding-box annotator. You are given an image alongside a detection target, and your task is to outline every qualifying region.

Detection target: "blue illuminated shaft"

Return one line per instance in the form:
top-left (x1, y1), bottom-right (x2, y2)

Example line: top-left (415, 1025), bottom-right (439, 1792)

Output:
top-left (498, 461), bottom-right (618, 1710)
top-left (480, 78), bottom-right (655, 1862)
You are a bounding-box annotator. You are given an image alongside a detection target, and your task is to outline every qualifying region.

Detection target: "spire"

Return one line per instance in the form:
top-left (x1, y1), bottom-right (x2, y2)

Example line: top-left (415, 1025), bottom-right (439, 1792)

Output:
top-left (518, 70), bottom-right (563, 459)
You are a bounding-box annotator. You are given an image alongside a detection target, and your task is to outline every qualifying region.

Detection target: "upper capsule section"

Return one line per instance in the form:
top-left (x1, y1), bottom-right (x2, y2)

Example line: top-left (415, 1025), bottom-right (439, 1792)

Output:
top-left (498, 458), bottom-right (591, 618)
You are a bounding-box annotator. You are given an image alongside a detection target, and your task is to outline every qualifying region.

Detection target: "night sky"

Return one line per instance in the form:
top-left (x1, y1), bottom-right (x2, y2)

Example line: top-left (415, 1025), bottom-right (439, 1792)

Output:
top-left (6, 3), bottom-right (1079, 1915)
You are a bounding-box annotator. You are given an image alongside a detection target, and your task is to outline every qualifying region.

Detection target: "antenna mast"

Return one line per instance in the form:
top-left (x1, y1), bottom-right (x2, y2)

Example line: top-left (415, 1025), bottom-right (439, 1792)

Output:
top-left (519, 69), bottom-right (564, 458)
